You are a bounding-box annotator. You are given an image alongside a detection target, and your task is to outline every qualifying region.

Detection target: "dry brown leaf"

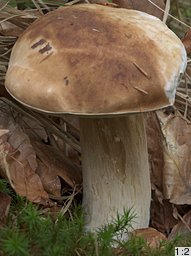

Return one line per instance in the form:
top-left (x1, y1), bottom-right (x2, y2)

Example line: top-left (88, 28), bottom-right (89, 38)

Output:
top-left (169, 210), bottom-right (191, 240)
top-left (33, 142), bottom-right (82, 196)
top-left (36, 160), bottom-right (61, 197)
top-left (150, 197), bottom-right (178, 236)
top-left (157, 111), bottom-right (191, 205)
top-left (0, 105), bottom-right (50, 205)
top-left (182, 29), bottom-right (191, 55)
top-left (0, 101), bottom-right (82, 203)
top-left (146, 112), bottom-right (164, 194)
top-left (146, 112), bottom-right (178, 235)
top-left (146, 111), bottom-right (191, 234)
top-left (186, 64), bottom-right (191, 78)
top-left (131, 227), bottom-right (167, 248)
top-left (0, 191), bottom-right (11, 226)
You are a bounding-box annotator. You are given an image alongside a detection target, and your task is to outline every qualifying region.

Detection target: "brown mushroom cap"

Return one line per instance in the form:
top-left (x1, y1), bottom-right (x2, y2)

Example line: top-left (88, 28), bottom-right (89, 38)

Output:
top-left (5, 4), bottom-right (187, 115)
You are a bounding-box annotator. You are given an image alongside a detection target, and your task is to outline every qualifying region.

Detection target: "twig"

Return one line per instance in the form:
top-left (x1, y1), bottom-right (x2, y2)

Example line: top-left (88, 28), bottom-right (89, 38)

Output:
top-left (163, 0), bottom-right (170, 23)
top-left (133, 62), bottom-right (150, 79)
top-left (133, 86), bottom-right (148, 95)
top-left (31, 0), bottom-right (44, 15)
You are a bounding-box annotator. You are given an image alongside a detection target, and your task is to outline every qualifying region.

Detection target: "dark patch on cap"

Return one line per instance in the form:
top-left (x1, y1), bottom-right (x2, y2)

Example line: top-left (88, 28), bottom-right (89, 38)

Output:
top-left (31, 39), bottom-right (46, 49)
top-left (64, 76), bottom-right (69, 86)
top-left (39, 43), bottom-right (52, 54)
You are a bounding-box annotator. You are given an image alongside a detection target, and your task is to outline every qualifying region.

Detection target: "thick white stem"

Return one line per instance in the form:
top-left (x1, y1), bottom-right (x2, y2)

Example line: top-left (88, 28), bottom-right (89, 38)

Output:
top-left (80, 114), bottom-right (151, 231)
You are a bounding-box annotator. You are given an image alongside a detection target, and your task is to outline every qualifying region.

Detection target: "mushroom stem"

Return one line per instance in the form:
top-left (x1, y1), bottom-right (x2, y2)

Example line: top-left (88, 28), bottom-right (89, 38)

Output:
top-left (80, 114), bottom-right (151, 231)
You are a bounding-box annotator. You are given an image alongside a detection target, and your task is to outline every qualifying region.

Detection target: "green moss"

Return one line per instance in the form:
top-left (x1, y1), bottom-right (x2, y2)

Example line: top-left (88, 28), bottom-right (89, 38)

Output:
top-left (0, 197), bottom-right (191, 256)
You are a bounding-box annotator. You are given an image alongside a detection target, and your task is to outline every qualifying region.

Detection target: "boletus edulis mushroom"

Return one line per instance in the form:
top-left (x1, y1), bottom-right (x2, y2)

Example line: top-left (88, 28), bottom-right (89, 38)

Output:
top-left (5, 4), bottom-right (187, 231)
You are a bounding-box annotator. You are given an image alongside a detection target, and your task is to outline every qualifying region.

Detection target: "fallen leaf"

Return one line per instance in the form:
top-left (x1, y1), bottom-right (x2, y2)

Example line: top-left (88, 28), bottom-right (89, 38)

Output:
top-left (150, 197), bottom-right (178, 236)
top-left (186, 64), bottom-right (191, 78)
top-left (157, 111), bottom-right (191, 205)
top-left (146, 112), bottom-right (164, 194)
top-left (33, 142), bottom-right (82, 196)
top-left (169, 210), bottom-right (191, 240)
top-left (146, 113), bottom-right (178, 235)
top-left (131, 227), bottom-right (167, 248)
top-left (0, 104), bottom-right (50, 205)
top-left (0, 101), bottom-right (82, 205)
top-left (182, 29), bottom-right (191, 55)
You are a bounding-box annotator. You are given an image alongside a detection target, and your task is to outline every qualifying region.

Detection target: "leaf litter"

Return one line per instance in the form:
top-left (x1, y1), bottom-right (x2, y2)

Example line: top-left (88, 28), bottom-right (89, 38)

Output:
top-left (0, 99), bottom-right (82, 207)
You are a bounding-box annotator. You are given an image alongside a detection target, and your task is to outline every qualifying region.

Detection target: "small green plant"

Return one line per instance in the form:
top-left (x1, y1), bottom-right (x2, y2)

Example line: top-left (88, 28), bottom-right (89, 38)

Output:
top-left (0, 203), bottom-right (135, 256)
top-left (97, 208), bottom-right (136, 255)
top-left (0, 197), bottom-right (191, 256)
top-left (1, 228), bottom-right (29, 256)
top-left (0, 179), bottom-right (12, 195)
top-left (20, 203), bottom-right (41, 227)
top-left (122, 235), bottom-right (147, 256)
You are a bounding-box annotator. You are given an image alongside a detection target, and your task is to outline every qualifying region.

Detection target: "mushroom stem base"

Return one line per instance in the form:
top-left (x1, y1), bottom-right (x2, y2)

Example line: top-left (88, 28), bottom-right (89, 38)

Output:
top-left (80, 114), bottom-right (151, 231)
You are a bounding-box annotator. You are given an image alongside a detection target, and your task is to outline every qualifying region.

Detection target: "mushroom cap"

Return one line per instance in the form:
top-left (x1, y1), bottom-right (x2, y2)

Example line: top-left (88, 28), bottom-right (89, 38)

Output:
top-left (5, 4), bottom-right (187, 116)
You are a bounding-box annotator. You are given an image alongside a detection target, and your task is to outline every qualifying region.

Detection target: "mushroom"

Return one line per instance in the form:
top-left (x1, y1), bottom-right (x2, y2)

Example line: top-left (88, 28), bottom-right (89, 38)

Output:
top-left (5, 4), bottom-right (187, 231)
